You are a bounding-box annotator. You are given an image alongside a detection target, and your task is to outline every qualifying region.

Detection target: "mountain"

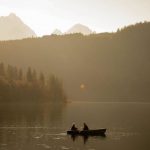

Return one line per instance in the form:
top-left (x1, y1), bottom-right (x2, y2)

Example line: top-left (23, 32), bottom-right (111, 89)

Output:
top-left (0, 13), bottom-right (36, 41)
top-left (66, 24), bottom-right (93, 35)
top-left (51, 29), bottom-right (62, 35)
top-left (0, 22), bottom-right (150, 101)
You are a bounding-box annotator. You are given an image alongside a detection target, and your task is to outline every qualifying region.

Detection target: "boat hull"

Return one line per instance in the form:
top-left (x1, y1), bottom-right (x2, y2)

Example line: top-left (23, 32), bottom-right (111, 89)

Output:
top-left (67, 128), bottom-right (106, 136)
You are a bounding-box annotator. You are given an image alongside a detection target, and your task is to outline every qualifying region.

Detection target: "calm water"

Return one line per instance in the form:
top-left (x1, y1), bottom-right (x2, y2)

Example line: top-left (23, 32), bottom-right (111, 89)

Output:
top-left (0, 101), bottom-right (150, 150)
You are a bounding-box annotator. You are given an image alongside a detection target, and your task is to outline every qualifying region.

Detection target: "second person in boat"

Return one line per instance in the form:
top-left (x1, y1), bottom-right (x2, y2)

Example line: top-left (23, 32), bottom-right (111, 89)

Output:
top-left (83, 122), bottom-right (89, 130)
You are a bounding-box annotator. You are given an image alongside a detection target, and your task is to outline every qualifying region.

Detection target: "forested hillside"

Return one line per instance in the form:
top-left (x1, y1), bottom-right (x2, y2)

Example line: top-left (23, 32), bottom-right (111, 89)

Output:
top-left (0, 63), bottom-right (66, 103)
top-left (0, 22), bottom-right (150, 101)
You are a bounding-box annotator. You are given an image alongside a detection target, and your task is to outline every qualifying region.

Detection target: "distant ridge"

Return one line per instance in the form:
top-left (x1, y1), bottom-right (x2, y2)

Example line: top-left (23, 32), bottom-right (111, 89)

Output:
top-left (66, 24), bottom-right (93, 35)
top-left (51, 29), bottom-right (62, 35)
top-left (0, 13), bottom-right (36, 41)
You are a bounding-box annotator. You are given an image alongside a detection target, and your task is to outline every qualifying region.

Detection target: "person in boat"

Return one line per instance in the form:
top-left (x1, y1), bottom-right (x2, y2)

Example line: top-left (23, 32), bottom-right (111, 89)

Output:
top-left (71, 123), bottom-right (78, 131)
top-left (83, 122), bottom-right (89, 130)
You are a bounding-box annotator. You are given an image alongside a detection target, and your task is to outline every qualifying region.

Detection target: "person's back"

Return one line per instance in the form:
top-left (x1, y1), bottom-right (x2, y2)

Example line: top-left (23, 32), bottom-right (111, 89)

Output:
top-left (71, 123), bottom-right (78, 131)
top-left (83, 123), bottom-right (89, 130)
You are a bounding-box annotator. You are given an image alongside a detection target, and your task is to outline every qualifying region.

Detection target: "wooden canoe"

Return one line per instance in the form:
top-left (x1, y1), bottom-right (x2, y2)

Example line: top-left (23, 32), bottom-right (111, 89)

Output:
top-left (67, 128), bottom-right (106, 136)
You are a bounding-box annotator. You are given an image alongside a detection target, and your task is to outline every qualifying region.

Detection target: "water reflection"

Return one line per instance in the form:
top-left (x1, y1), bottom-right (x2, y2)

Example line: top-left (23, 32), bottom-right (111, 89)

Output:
top-left (0, 102), bottom-right (149, 150)
top-left (0, 103), bottom-right (66, 150)
top-left (0, 103), bottom-right (66, 127)
top-left (70, 134), bottom-right (106, 144)
top-left (83, 135), bottom-right (88, 144)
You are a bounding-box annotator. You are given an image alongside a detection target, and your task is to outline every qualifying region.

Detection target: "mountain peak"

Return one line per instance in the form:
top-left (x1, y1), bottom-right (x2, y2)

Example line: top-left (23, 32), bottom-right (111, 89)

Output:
top-left (9, 13), bottom-right (16, 17)
top-left (66, 23), bottom-right (92, 35)
top-left (0, 13), bottom-right (36, 41)
top-left (51, 29), bottom-right (62, 35)
top-left (74, 23), bottom-right (87, 27)
top-left (8, 13), bottom-right (19, 20)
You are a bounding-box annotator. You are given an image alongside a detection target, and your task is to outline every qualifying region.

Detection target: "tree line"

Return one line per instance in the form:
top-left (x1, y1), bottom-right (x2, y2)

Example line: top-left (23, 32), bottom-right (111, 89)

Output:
top-left (0, 62), bottom-right (67, 103)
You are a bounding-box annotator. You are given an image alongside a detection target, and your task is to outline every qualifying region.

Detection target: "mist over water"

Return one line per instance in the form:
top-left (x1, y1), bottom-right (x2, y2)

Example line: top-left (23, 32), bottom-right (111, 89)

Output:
top-left (0, 101), bottom-right (150, 150)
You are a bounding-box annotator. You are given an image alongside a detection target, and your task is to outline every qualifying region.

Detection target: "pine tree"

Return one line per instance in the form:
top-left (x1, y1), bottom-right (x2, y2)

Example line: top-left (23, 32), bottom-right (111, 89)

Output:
top-left (26, 67), bottom-right (33, 82)
top-left (39, 72), bottom-right (45, 86)
top-left (0, 62), bottom-right (5, 77)
top-left (18, 69), bottom-right (23, 80)
top-left (32, 69), bottom-right (37, 82)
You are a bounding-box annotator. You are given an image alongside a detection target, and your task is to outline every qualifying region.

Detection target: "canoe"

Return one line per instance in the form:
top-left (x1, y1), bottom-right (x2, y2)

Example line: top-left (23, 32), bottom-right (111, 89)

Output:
top-left (67, 128), bottom-right (106, 136)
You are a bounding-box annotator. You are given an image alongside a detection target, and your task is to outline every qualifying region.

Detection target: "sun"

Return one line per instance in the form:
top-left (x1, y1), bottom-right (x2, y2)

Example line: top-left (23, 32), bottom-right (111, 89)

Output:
top-left (80, 84), bottom-right (85, 90)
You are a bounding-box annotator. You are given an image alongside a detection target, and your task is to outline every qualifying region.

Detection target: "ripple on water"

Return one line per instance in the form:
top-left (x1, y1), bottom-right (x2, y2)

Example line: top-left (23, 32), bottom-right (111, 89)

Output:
top-left (108, 130), bottom-right (138, 140)
top-left (37, 144), bottom-right (51, 149)
top-left (33, 134), bottom-right (43, 139)
top-left (53, 137), bottom-right (61, 140)
top-left (61, 146), bottom-right (70, 150)
top-left (1, 144), bottom-right (7, 146)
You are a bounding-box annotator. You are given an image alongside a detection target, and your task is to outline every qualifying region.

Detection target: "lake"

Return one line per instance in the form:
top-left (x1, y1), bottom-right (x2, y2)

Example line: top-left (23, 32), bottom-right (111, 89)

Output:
top-left (0, 101), bottom-right (150, 150)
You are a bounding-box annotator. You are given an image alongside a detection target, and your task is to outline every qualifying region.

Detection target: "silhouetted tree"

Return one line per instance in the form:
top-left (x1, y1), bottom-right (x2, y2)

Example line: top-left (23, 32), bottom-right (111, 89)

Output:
top-left (0, 63), bottom-right (5, 77)
top-left (32, 69), bottom-right (37, 83)
top-left (39, 72), bottom-right (45, 86)
top-left (26, 67), bottom-right (33, 82)
top-left (18, 69), bottom-right (23, 80)
top-left (47, 74), bottom-right (66, 102)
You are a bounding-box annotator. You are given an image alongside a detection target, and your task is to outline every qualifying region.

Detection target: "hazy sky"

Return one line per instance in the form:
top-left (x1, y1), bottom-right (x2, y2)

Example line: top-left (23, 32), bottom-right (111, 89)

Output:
top-left (0, 0), bottom-right (150, 36)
